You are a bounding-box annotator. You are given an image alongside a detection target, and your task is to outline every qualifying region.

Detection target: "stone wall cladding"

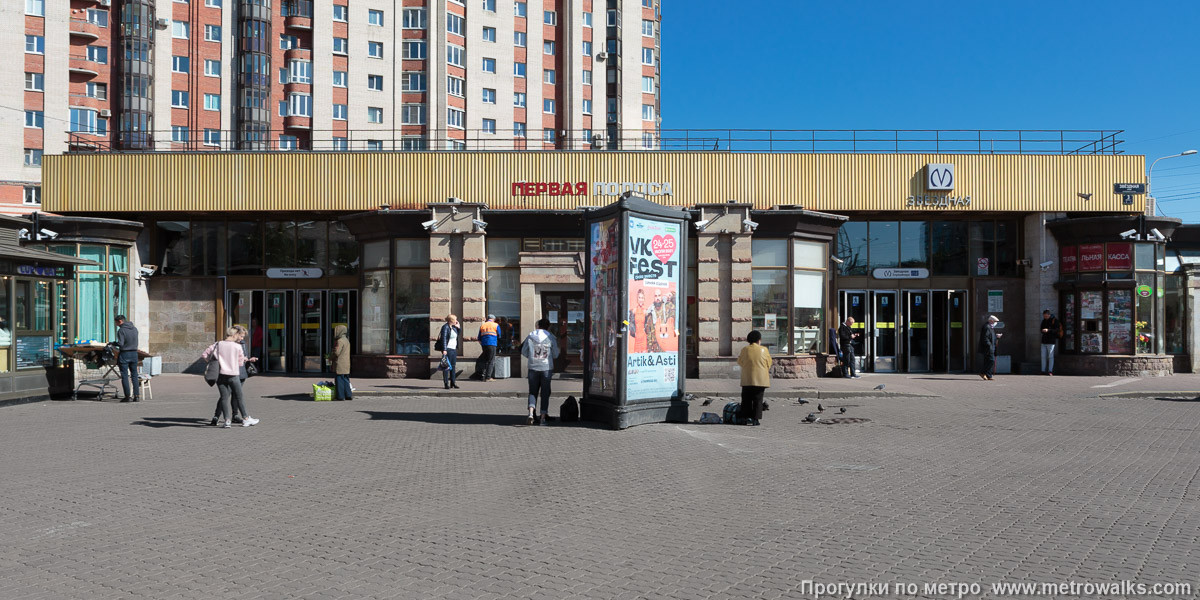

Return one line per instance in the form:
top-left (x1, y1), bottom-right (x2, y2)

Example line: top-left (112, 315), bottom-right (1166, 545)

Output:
top-left (353, 355), bottom-right (431, 379)
top-left (1056, 354), bottom-right (1176, 377)
top-left (148, 279), bottom-right (219, 373)
top-left (698, 354), bottom-right (838, 379)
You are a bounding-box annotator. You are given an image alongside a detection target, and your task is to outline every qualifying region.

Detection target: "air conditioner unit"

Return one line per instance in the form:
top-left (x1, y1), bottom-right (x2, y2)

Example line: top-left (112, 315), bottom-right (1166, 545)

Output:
top-left (155, 18), bottom-right (170, 29)
top-left (596, 52), bottom-right (608, 61)
top-left (99, 109), bottom-right (112, 118)
top-left (98, 0), bottom-right (110, 5)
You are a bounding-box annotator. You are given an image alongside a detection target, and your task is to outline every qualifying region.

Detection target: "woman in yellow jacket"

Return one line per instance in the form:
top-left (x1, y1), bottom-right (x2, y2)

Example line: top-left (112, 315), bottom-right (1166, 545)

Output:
top-left (737, 330), bottom-right (772, 426)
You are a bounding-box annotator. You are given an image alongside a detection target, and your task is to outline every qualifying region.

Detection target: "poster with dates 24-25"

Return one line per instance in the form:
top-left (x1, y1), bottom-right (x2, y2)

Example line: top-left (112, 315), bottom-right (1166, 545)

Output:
top-left (625, 216), bottom-right (681, 401)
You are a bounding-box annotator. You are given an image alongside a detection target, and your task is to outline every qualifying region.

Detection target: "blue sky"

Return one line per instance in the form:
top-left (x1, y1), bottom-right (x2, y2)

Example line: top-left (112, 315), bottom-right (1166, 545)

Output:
top-left (661, 1), bottom-right (1200, 219)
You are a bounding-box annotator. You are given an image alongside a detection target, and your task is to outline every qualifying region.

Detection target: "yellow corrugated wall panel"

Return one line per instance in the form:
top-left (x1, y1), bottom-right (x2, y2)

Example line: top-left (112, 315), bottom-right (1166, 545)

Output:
top-left (42, 152), bottom-right (1146, 214)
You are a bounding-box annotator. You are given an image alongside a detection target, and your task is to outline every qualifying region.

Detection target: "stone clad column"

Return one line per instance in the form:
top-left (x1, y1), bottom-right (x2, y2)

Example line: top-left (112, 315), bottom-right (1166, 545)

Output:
top-left (1184, 264), bottom-right (1200, 373)
top-left (427, 201), bottom-right (487, 370)
top-left (694, 202), bottom-right (753, 378)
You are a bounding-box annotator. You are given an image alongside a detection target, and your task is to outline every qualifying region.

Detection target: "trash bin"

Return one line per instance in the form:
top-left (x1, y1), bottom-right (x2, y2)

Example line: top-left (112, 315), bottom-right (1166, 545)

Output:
top-left (492, 356), bottom-right (511, 379)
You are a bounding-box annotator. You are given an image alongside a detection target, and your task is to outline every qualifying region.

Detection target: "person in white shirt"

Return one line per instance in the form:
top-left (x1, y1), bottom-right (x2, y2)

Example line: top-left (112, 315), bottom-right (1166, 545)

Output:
top-left (521, 318), bottom-right (560, 426)
top-left (437, 314), bottom-right (462, 389)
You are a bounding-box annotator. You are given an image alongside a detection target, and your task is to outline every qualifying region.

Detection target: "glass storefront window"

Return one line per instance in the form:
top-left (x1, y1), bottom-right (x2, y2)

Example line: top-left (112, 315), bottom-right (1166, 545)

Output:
top-left (264, 221), bottom-right (297, 268)
top-left (360, 270), bottom-right (389, 354)
top-left (1079, 290), bottom-right (1104, 353)
top-left (837, 221), bottom-right (868, 276)
top-left (190, 221), bottom-right (227, 275)
top-left (1108, 289), bottom-right (1133, 354)
top-left (329, 221), bottom-right (359, 276)
top-left (487, 238), bottom-right (520, 267)
top-left (1135, 274), bottom-right (1154, 354)
top-left (969, 221), bottom-right (995, 277)
top-left (931, 222), bottom-right (967, 275)
top-left (228, 221), bottom-right (263, 275)
top-left (296, 221), bottom-right (327, 270)
top-left (1062, 292), bottom-right (1075, 351)
top-left (394, 239), bottom-right (430, 267)
top-left (487, 239), bottom-right (521, 353)
top-left (792, 270), bottom-right (823, 353)
top-left (0, 278), bottom-right (9, 373)
top-left (793, 240), bottom-right (824, 270)
top-left (156, 221), bottom-right (189, 275)
top-left (1134, 243), bottom-right (1155, 271)
top-left (751, 269), bottom-right (788, 353)
top-left (868, 222), bottom-right (898, 270)
top-left (393, 269), bottom-right (430, 354)
top-left (899, 221), bottom-right (929, 268)
top-left (752, 239), bottom-right (787, 267)
top-left (994, 221), bottom-right (1018, 277)
top-left (1164, 274), bottom-right (1183, 354)
top-left (362, 240), bottom-right (390, 270)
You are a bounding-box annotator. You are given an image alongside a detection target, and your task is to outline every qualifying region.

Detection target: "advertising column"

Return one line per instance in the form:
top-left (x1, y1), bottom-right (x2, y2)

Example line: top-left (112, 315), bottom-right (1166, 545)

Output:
top-left (625, 216), bottom-right (682, 401)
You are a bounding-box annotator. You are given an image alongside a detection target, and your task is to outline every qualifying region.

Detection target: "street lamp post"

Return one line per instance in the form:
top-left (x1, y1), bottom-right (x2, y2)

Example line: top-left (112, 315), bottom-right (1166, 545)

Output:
top-left (1147, 149), bottom-right (1199, 215)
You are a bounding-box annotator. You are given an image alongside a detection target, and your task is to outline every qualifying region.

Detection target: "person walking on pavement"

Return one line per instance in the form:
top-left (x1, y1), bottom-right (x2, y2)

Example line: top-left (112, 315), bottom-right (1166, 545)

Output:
top-left (211, 327), bottom-right (255, 424)
top-left (115, 315), bottom-right (141, 403)
top-left (978, 315), bottom-right (1003, 381)
top-left (332, 324), bottom-right (353, 400)
top-left (438, 314), bottom-right (462, 389)
top-left (477, 315), bottom-right (499, 382)
top-left (521, 318), bottom-right (559, 426)
top-left (1039, 310), bottom-right (1060, 376)
top-left (737, 330), bottom-right (772, 426)
top-left (202, 327), bottom-right (259, 428)
top-left (837, 316), bottom-right (861, 379)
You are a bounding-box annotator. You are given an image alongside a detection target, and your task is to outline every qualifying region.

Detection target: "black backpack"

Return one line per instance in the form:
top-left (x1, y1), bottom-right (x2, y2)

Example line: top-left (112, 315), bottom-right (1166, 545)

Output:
top-left (560, 395), bottom-right (579, 422)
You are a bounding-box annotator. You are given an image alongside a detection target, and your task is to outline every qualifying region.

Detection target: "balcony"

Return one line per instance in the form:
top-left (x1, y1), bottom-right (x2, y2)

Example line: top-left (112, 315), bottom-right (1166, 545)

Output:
top-left (284, 47), bottom-right (312, 62)
top-left (284, 115), bottom-right (312, 130)
top-left (282, 0), bottom-right (313, 30)
top-left (68, 55), bottom-right (99, 77)
top-left (69, 18), bottom-right (102, 40)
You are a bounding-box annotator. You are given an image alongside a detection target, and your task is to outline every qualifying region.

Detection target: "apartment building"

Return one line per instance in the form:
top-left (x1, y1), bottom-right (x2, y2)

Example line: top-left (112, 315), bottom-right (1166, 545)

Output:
top-left (2, 0), bottom-right (663, 213)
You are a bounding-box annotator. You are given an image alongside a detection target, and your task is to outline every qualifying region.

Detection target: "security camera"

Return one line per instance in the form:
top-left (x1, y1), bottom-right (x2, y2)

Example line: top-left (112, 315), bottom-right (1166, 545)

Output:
top-left (742, 218), bottom-right (759, 232)
top-left (1119, 229), bottom-right (1138, 239)
top-left (39, 229), bottom-right (59, 239)
top-left (17, 228), bottom-right (29, 240)
top-left (1039, 261), bottom-right (1054, 270)
top-left (1150, 228), bottom-right (1166, 242)
top-left (693, 218), bottom-right (711, 232)
top-left (138, 265), bottom-right (159, 277)
top-left (472, 219), bottom-right (488, 230)
top-left (421, 219), bottom-right (438, 230)
top-left (448, 197), bottom-right (461, 203)
top-left (830, 256), bottom-right (845, 265)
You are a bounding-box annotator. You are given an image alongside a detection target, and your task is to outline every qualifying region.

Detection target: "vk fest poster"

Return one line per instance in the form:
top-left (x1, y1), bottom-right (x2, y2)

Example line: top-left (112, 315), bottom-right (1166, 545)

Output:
top-left (625, 216), bottom-right (680, 401)
top-left (588, 218), bottom-right (620, 396)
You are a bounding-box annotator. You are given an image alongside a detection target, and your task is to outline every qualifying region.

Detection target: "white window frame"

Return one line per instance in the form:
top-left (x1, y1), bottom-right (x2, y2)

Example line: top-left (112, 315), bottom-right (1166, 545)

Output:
top-left (23, 187), bottom-right (41, 206)
top-left (366, 140), bottom-right (383, 151)
top-left (368, 9), bottom-right (384, 26)
top-left (482, 119), bottom-right (496, 134)
top-left (172, 20), bottom-right (190, 39)
top-left (24, 72), bottom-right (44, 91)
top-left (642, 47), bottom-right (654, 65)
top-left (204, 93), bottom-right (221, 111)
top-left (447, 13), bottom-right (464, 36)
top-left (544, 11), bottom-right (557, 25)
top-left (482, 57), bottom-right (496, 73)
top-left (543, 99), bottom-right (556, 114)
top-left (583, 12), bottom-right (592, 27)
top-left (642, 76), bottom-right (655, 93)
top-left (368, 74), bottom-right (384, 91)
top-left (332, 137), bottom-right (349, 151)
top-left (582, 99), bottom-right (592, 115)
top-left (482, 88), bottom-right (496, 104)
top-left (403, 40), bottom-right (427, 59)
top-left (333, 5), bottom-right (347, 22)
top-left (367, 107), bottom-right (384, 124)
top-left (279, 135), bottom-right (298, 151)
top-left (25, 110), bottom-right (43, 129)
top-left (582, 70), bottom-right (592, 85)
top-left (446, 76), bottom-right (465, 97)
top-left (582, 41), bottom-right (592, 55)
top-left (86, 45), bottom-right (108, 64)
top-left (514, 31), bottom-right (527, 47)
top-left (482, 26), bottom-right (496, 42)
top-left (86, 9), bottom-right (108, 26)
top-left (25, 35), bottom-right (44, 54)
top-left (368, 41), bottom-right (384, 59)
top-left (333, 70), bottom-right (348, 87)
top-left (333, 37), bottom-right (349, 55)
top-left (642, 104), bottom-right (654, 121)
top-left (333, 103), bottom-right (348, 120)
top-left (513, 92), bottom-right (526, 107)
top-left (288, 60), bottom-right (312, 84)
top-left (287, 94), bottom-right (312, 118)
top-left (171, 125), bottom-right (189, 143)
top-left (172, 55), bottom-right (189, 73)
top-left (447, 107), bottom-right (464, 129)
top-left (205, 0), bottom-right (222, 7)
top-left (204, 59), bottom-right (221, 77)
top-left (514, 2), bottom-right (526, 17)
top-left (642, 19), bottom-right (655, 36)
top-left (482, 0), bottom-right (496, 11)
top-left (86, 82), bottom-right (107, 99)
top-left (514, 123), bottom-right (527, 138)
top-left (204, 129), bottom-right (221, 147)
top-left (544, 41), bottom-right (556, 55)
top-left (26, 0), bottom-right (44, 17)
top-left (204, 24), bottom-right (221, 42)
top-left (514, 62), bottom-right (526, 78)
top-left (402, 71), bottom-right (427, 92)
top-left (24, 149), bottom-right (43, 167)
top-left (543, 129), bottom-right (556, 143)
top-left (402, 8), bottom-right (426, 29)
top-left (171, 90), bottom-right (189, 108)
top-left (402, 104), bottom-right (426, 125)
top-left (446, 44), bottom-right (465, 67)
top-left (543, 69), bottom-right (555, 84)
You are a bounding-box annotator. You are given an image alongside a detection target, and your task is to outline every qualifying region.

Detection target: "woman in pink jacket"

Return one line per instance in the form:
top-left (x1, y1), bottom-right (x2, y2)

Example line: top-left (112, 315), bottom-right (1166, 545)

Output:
top-left (202, 327), bottom-right (259, 428)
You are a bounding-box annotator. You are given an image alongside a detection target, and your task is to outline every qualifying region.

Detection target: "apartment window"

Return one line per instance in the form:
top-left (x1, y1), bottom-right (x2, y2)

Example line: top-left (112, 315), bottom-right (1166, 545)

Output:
top-left (25, 111), bottom-right (43, 128)
top-left (205, 60), bottom-right (221, 77)
top-left (332, 137), bottom-right (348, 152)
top-left (333, 5), bottom-right (347, 21)
top-left (482, 58), bottom-right (496, 73)
top-left (172, 20), bottom-right (189, 39)
top-left (278, 101), bottom-right (286, 116)
top-left (446, 76), bottom-right (464, 97)
top-left (447, 14), bottom-right (464, 36)
top-left (279, 68), bottom-right (289, 86)
top-left (204, 24), bottom-right (221, 42)
top-left (543, 129), bottom-right (556, 143)
top-left (482, 26), bottom-right (496, 42)
top-left (24, 149), bottom-right (42, 167)
top-left (368, 9), bottom-right (384, 26)
top-left (642, 76), bottom-right (655, 93)
top-left (514, 62), bottom-right (526, 77)
top-left (402, 104), bottom-right (426, 125)
top-left (24, 187), bottom-right (41, 206)
top-left (642, 104), bottom-right (654, 120)
top-left (582, 99), bottom-right (592, 114)
top-left (368, 74), bottom-right (384, 90)
top-left (171, 125), bottom-right (189, 142)
top-left (482, 0), bottom-right (496, 11)
top-left (86, 9), bottom-right (108, 26)
top-left (171, 90), bottom-right (189, 108)
top-left (583, 12), bottom-right (592, 27)
top-left (642, 19), bottom-right (655, 36)
top-left (402, 8), bottom-right (426, 28)
top-left (642, 48), bottom-right (654, 65)
top-left (23, 36), bottom-right (45, 58)
top-left (642, 0), bottom-right (653, 7)
top-left (514, 2), bottom-right (526, 17)
top-left (333, 104), bottom-right (348, 120)
top-left (514, 31), bottom-right (527, 47)
top-left (333, 37), bottom-right (348, 54)
top-left (544, 11), bottom-right (557, 25)
top-left (482, 88), bottom-right (496, 104)
top-left (280, 34), bottom-right (299, 49)
top-left (403, 40), bottom-right (427, 59)
top-left (288, 60), bottom-right (312, 84)
top-left (367, 107), bottom-right (383, 123)
top-left (26, 0), bottom-right (44, 17)
top-left (333, 70), bottom-right (347, 87)
top-left (514, 122), bottom-right (526, 137)
top-left (172, 56), bottom-right (190, 73)
top-left (205, 0), bottom-right (222, 6)
top-left (87, 82), bottom-right (107, 99)
top-left (482, 119), bottom-right (496, 134)
top-left (368, 42), bottom-right (384, 59)
top-left (543, 99), bottom-right (556, 114)
top-left (24, 73), bottom-right (44, 91)
top-left (447, 108), bottom-right (464, 129)
top-left (582, 41), bottom-right (592, 55)
top-left (204, 129), bottom-right (221, 146)
top-left (447, 44), bottom-right (465, 67)
top-left (204, 94), bottom-right (221, 111)
top-left (582, 70), bottom-right (592, 85)
top-left (543, 69), bottom-right (556, 84)
top-left (87, 46), bottom-right (108, 64)
top-left (279, 135), bottom-right (298, 151)
top-left (513, 93), bottom-right (526, 107)
top-left (402, 72), bottom-right (427, 92)
top-left (583, 129), bottom-right (593, 143)
top-left (544, 41), bottom-right (556, 56)
top-left (607, 9), bottom-right (618, 26)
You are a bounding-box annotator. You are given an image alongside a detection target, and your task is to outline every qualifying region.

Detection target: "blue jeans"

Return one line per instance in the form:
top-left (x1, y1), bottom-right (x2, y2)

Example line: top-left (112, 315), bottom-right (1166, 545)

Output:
top-left (117, 350), bottom-right (140, 399)
top-left (527, 369), bottom-right (552, 414)
top-left (442, 350), bottom-right (457, 386)
top-left (335, 374), bottom-right (352, 400)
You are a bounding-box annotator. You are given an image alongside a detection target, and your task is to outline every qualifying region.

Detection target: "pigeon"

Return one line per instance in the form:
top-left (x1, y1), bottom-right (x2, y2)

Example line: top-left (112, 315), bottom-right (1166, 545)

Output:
top-left (796, 398), bottom-right (810, 405)
top-left (700, 397), bottom-right (713, 407)
top-left (839, 407), bottom-right (847, 414)
top-left (685, 393), bottom-right (696, 403)
top-left (817, 403), bottom-right (825, 412)
top-left (762, 400), bottom-right (770, 411)
top-left (874, 384), bottom-right (886, 391)
top-left (804, 413), bottom-right (819, 423)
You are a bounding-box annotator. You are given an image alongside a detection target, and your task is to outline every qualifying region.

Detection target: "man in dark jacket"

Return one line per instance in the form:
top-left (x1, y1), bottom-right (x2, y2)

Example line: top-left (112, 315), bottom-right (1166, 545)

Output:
top-left (837, 317), bottom-right (860, 378)
top-left (978, 315), bottom-right (1002, 381)
top-left (1038, 310), bottom-right (1059, 376)
top-left (115, 315), bottom-right (140, 402)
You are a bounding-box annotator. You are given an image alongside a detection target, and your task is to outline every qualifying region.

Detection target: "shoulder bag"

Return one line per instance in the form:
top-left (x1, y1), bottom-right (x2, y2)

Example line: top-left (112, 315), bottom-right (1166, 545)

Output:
top-left (203, 342), bottom-right (221, 387)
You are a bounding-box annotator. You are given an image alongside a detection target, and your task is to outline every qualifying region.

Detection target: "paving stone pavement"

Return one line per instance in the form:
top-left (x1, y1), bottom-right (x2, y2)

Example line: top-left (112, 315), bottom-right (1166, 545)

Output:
top-left (1, 375), bottom-right (1198, 599)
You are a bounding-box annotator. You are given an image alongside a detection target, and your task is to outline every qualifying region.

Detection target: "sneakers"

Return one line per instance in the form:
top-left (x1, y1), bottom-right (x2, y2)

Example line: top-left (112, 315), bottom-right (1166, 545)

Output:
top-left (210, 417), bottom-right (219, 427)
top-left (242, 417), bottom-right (259, 427)
top-left (539, 414), bottom-right (547, 426)
top-left (220, 420), bottom-right (232, 428)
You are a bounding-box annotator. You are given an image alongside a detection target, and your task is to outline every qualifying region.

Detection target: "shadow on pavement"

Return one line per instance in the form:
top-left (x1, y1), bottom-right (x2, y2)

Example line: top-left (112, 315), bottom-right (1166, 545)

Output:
top-left (132, 417), bottom-right (211, 428)
top-left (1153, 396), bottom-right (1200, 402)
top-left (265, 393), bottom-right (321, 402)
top-left (359, 410), bottom-right (606, 429)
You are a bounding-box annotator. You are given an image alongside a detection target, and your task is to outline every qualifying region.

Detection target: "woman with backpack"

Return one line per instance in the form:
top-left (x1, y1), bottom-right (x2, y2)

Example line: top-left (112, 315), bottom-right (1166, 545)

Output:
top-left (521, 318), bottom-right (559, 426)
top-left (436, 314), bottom-right (461, 389)
top-left (202, 327), bottom-right (259, 428)
top-left (736, 330), bottom-right (772, 426)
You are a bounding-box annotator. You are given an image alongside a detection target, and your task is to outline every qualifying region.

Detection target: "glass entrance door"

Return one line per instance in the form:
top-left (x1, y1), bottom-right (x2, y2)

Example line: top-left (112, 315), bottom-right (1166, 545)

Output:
top-left (228, 290), bottom-right (266, 365)
top-left (542, 292), bottom-right (586, 373)
top-left (297, 290), bottom-right (324, 372)
top-left (329, 290), bottom-right (356, 361)
top-left (948, 290), bottom-right (967, 371)
top-left (872, 291), bottom-right (897, 372)
top-left (931, 292), bottom-right (949, 372)
top-left (266, 291), bottom-right (291, 372)
top-left (838, 290), bottom-right (868, 374)
top-left (906, 291), bottom-right (930, 372)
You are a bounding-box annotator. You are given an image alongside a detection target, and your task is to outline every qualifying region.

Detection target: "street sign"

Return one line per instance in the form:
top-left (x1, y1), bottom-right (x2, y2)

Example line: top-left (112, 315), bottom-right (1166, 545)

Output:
top-left (872, 268), bottom-right (929, 279)
top-left (1114, 183), bottom-right (1145, 195)
top-left (1123, 194), bottom-right (1133, 205)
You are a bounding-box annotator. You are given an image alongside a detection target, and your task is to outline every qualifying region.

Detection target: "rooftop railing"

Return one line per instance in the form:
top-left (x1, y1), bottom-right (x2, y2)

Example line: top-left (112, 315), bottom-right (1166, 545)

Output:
top-left (66, 128), bottom-right (1125, 155)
